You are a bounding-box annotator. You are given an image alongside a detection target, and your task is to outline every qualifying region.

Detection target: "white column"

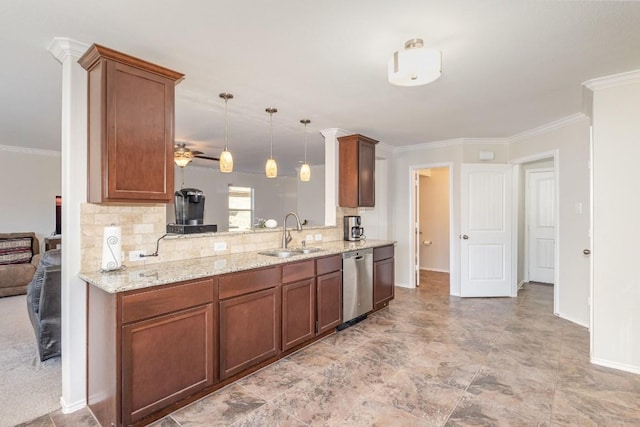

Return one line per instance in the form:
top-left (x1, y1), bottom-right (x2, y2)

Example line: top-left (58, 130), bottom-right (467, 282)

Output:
top-left (48, 37), bottom-right (90, 413)
top-left (320, 128), bottom-right (352, 226)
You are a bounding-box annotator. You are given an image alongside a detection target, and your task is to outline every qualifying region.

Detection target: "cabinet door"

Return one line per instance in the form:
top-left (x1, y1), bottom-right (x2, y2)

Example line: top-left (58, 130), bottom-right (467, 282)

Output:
top-left (358, 139), bottom-right (376, 207)
top-left (122, 304), bottom-right (215, 424)
top-left (282, 279), bottom-right (316, 351)
top-left (219, 287), bottom-right (280, 379)
top-left (317, 270), bottom-right (342, 334)
top-left (103, 60), bottom-right (175, 202)
top-left (373, 257), bottom-right (395, 309)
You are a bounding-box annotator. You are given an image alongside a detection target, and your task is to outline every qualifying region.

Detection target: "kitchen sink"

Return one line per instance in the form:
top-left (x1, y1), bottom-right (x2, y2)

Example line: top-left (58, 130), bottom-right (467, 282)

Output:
top-left (259, 247), bottom-right (323, 258)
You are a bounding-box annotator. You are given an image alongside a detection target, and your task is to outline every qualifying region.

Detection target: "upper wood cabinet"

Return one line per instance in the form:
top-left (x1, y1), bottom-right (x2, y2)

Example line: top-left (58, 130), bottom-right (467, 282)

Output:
top-left (79, 44), bottom-right (184, 203)
top-left (338, 134), bottom-right (378, 207)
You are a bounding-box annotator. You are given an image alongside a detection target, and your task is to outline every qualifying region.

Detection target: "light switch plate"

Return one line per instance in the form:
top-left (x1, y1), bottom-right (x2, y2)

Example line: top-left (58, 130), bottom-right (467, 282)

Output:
top-left (214, 241), bottom-right (227, 251)
top-left (314, 234), bottom-right (323, 241)
top-left (305, 234), bottom-right (314, 242)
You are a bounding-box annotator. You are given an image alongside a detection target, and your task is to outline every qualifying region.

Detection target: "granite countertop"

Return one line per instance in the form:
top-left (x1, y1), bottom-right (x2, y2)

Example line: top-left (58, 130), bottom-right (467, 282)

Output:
top-left (80, 239), bottom-right (395, 294)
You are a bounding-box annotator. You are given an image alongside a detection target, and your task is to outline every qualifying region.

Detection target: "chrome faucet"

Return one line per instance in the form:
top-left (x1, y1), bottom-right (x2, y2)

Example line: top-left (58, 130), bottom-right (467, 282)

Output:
top-left (282, 212), bottom-right (302, 249)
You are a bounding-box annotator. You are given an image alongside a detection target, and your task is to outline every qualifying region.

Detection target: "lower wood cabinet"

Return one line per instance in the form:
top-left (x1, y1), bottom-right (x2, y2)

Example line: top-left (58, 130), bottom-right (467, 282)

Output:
top-left (87, 277), bottom-right (216, 427)
top-left (218, 266), bottom-right (281, 379)
top-left (219, 287), bottom-right (281, 379)
top-left (281, 256), bottom-right (342, 352)
top-left (373, 245), bottom-right (395, 310)
top-left (281, 279), bottom-right (316, 351)
top-left (122, 304), bottom-right (214, 423)
top-left (317, 270), bottom-right (342, 334)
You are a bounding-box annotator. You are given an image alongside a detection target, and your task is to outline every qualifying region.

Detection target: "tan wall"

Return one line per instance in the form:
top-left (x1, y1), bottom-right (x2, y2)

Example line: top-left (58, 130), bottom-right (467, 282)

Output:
top-left (418, 167), bottom-right (450, 272)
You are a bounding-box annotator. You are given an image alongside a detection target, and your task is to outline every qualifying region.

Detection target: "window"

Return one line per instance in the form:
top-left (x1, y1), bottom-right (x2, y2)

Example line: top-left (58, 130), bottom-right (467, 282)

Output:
top-left (228, 186), bottom-right (254, 230)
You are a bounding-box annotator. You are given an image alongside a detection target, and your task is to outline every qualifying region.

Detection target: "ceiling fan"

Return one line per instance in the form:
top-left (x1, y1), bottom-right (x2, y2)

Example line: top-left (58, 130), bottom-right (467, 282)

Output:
top-left (174, 142), bottom-right (219, 168)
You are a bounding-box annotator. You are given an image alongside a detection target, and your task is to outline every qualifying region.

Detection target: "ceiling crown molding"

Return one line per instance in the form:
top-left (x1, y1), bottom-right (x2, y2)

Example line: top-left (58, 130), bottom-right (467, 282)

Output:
top-left (509, 113), bottom-right (590, 143)
top-left (319, 128), bottom-right (354, 139)
top-left (48, 37), bottom-right (90, 63)
top-left (394, 138), bottom-right (464, 153)
top-left (0, 144), bottom-right (61, 157)
top-left (583, 69), bottom-right (640, 91)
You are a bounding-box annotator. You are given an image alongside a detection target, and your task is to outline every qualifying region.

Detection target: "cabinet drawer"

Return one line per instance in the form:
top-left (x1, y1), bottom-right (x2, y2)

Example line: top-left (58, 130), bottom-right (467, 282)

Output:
top-left (219, 266), bottom-right (280, 300)
top-left (282, 260), bottom-right (315, 284)
top-left (121, 278), bottom-right (214, 325)
top-left (316, 254), bottom-right (341, 276)
top-left (374, 245), bottom-right (394, 262)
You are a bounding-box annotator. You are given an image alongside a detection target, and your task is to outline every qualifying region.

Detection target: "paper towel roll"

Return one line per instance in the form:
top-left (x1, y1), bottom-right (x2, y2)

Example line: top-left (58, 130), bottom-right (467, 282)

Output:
top-left (101, 225), bottom-right (122, 271)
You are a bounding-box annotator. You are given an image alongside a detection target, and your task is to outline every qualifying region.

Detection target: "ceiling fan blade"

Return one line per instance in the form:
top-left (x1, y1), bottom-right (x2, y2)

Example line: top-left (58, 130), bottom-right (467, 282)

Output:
top-left (195, 155), bottom-right (220, 162)
top-left (191, 150), bottom-right (204, 155)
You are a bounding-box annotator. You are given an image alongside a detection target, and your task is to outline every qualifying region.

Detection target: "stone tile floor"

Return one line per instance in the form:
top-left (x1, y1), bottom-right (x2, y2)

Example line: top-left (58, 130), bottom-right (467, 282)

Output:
top-left (20, 272), bottom-right (640, 426)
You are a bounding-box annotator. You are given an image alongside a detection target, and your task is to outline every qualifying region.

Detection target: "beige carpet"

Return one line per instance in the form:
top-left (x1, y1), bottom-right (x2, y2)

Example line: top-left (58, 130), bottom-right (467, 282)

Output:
top-left (0, 294), bottom-right (61, 427)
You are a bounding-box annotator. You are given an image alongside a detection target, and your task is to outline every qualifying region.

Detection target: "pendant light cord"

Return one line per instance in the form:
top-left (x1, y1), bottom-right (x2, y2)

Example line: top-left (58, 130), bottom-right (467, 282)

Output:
top-left (224, 98), bottom-right (228, 150)
top-left (269, 111), bottom-right (273, 159)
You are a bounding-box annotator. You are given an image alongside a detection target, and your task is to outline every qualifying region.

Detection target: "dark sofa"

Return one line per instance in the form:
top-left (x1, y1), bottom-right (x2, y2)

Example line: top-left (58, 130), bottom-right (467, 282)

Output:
top-left (26, 249), bottom-right (61, 361)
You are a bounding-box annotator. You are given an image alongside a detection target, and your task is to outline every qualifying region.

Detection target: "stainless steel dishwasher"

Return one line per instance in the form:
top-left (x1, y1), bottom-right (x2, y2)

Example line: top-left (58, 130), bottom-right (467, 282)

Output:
top-left (341, 248), bottom-right (373, 327)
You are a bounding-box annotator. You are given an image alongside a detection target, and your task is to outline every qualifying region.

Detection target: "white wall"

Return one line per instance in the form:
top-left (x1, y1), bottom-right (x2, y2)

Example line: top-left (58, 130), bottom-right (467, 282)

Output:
top-left (171, 165), bottom-right (298, 231)
top-left (419, 168), bottom-right (450, 272)
top-left (0, 146), bottom-right (61, 251)
top-left (590, 74), bottom-right (640, 373)
top-left (509, 116), bottom-right (591, 326)
top-left (297, 165), bottom-right (325, 227)
top-left (393, 142), bottom-right (463, 290)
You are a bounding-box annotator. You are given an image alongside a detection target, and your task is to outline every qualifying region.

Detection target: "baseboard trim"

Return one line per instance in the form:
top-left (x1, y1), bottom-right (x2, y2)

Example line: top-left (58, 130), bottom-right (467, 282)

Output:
top-left (419, 268), bottom-right (450, 273)
top-left (395, 282), bottom-right (412, 289)
top-left (591, 357), bottom-right (640, 375)
top-left (60, 396), bottom-right (86, 414)
top-left (556, 312), bottom-right (589, 329)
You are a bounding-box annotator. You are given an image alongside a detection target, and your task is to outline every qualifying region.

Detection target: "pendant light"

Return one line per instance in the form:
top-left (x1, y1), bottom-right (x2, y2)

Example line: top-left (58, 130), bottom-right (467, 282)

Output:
top-left (299, 119), bottom-right (311, 182)
top-left (265, 108), bottom-right (278, 178)
top-left (219, 93), bottom-right (234, 173)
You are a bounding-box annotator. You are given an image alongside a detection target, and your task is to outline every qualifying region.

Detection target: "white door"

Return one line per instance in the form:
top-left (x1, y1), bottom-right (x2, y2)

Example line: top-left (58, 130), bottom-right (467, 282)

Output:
top-left (527, 170), bottom-right (555, 284)
top-left (461, 163), bottom-right (513, 297)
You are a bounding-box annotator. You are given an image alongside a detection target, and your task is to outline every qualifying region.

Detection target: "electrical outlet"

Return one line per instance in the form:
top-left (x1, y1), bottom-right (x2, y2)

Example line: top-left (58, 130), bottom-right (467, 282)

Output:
top-left (314, 234), bottom-right (323, 241)
top-left (214, 241), bottom-right (227, 251)
top-left (305, 234), bottom-right (314, 242)
top-left (129, 250), bottom-right (144, 261)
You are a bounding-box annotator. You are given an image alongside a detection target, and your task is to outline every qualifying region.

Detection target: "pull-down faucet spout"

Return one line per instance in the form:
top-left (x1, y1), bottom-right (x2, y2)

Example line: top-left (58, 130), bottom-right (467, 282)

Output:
top-left (282, 212), bottom-right (302, 249)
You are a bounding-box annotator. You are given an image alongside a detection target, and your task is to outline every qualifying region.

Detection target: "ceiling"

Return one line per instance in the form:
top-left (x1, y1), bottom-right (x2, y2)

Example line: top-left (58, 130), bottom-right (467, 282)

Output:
top-left (2, 1), bottom-right (640, 175)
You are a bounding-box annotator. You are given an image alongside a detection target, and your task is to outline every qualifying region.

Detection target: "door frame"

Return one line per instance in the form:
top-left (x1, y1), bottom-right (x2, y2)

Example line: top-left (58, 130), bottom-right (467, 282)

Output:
top-left (409, 162), bottom-right (454, 291)
top-left (525, 167), bottom-right (555, 284)
top-left (510, 150), bottom-right (560, 315)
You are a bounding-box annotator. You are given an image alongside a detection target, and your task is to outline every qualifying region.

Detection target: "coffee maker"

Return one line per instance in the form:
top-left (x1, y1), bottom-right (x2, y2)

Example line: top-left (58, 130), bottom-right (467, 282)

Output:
top-left (344, 215), bottom-right (365, 241)
top-left (166, 188), bottom-right (218, 234)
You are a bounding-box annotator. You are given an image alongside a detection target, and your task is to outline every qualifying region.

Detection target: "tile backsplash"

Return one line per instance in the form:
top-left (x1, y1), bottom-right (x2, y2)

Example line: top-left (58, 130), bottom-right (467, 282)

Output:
top-left (80, 203), bottom-right (356, 272)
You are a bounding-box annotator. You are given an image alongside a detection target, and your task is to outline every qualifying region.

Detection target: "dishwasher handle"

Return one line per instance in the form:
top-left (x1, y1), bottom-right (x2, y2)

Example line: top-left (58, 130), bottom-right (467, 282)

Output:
top-left (354, 255), bottom-right (364, 261)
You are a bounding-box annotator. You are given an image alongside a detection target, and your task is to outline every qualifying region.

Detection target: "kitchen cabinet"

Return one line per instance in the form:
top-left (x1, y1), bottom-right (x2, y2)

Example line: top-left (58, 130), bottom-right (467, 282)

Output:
top-left (281, 260), bottom-right (315, 351)
top-left (338, 134), bottom-right (378, 207)
top-left (373, 245), bottom-right (395, 310)
top-left (316, 255), bottom-right (343, 334)
top-left (78, 44), bottom-right (184, 203)
top-left (88, 278), bottom-right (216, 427)
top-left (218, 266), bottom-right (280, 379)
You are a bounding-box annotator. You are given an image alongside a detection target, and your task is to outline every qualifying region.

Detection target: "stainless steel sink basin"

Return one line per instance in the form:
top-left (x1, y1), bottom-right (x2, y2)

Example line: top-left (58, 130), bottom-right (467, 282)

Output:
top-left (259, 247), bottom-right (323, 257)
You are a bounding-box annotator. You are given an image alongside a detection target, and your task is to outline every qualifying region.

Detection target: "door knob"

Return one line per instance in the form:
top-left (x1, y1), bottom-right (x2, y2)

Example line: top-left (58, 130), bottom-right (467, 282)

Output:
top-left (460, 234), bottom-right (469, 240)
top-left (583, 249), bottom-right (591, 255)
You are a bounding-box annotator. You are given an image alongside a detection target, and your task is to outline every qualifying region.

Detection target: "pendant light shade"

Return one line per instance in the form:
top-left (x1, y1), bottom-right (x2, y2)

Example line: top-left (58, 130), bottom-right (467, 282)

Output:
top-left (299, 119), bottom-right (311, 182)
top-left (300, 163), bottom-right (311, 182)
top-left (265, 107), bottom-right (278, 178)
top-left (388, 38), bottom-right (441, 87)
top-left (219, 93), bottom-right (234, 173)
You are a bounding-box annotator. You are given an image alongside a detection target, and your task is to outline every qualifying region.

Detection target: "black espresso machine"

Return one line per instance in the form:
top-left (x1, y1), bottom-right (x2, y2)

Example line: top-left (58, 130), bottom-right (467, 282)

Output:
top-left (166, 188), bottom-right (218, 234)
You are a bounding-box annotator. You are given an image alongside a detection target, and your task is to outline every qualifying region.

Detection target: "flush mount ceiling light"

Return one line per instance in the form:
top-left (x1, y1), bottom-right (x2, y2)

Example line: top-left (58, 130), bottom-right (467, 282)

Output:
top-left (299, 119), bottom-right (311, 182)
top-left (218, 92), bottom-right (234, 173)
top-left (388, 38), bottom-right (441, 87)
top-left (265, 107), bottom-right (278, 178)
